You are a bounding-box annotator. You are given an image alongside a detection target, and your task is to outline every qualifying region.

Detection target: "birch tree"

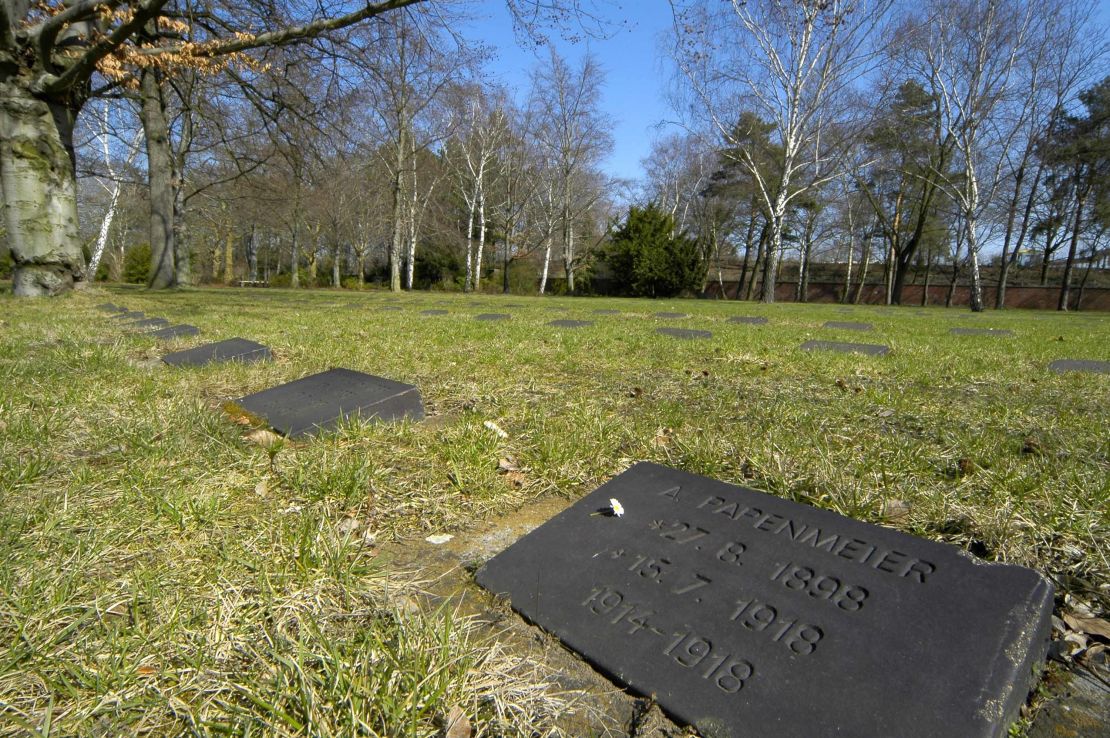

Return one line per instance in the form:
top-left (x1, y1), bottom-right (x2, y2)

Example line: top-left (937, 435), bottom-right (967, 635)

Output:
top-left (85, 100), bottom-right (143, 280)
top-left (531, 48), bottom-right (612, 293)
top-left (670, 0), bottom-right (892, 303)
top-left (904, 0), bottom-right (1035, 311)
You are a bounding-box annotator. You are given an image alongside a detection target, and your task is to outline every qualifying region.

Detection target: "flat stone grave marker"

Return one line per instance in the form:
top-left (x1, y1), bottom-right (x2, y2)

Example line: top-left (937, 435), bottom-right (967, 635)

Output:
top-left (548, 319), bottom-right (593, 329)
top-left (96, 303), bottom-right (123, 312)
top-left (657, 327), bottom-right (712, 340)
top-left (477, 462), bottom-right (1053, 738)
top-left (151, 324), bottom-right (199, 340)
top-left (1048, 359), bottom-right (1110, 374)
top-left (801, 340), bottom-right (889, 357)
top-left (128, 318), bottom-right (171, 331)
top-left (823, 321), bottom-right (873, 331)
top-left (593, 309), bottom-right (620, 315)
top-left (655, 312), bottom-right (688, 319)
top-left (728, 316), bottom-right (768, 325)
top-left (950, 327), bottom-right (1014, 337)
top-left (421, 309), bottom-right (448, 316)
top-left (475, 313), bottom-right (510, 321)
top-left (163, 338), bottom-right (272, 368)
top-left (111, 311), bottom-right (144, 321)
top-left (235, 367), bottom-right (423, 438)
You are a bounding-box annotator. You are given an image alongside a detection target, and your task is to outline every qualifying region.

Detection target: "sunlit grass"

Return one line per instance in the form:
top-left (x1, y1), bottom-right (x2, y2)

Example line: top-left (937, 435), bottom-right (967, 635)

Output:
top-left (0, 285), bottom-right (1107, 734)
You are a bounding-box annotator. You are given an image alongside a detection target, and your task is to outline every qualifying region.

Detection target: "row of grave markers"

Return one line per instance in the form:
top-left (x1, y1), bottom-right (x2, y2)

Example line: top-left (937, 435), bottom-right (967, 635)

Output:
top-left (93, 298), bottom-right (1093, 737)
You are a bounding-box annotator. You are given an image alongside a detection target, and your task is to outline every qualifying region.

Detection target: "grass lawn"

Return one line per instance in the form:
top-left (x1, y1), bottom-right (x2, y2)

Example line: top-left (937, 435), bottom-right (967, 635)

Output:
top-left (1, 286), bottom-right (1107, 736)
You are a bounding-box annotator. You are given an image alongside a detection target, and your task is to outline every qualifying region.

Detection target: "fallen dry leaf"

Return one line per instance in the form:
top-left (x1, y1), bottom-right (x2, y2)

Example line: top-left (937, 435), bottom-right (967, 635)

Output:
top-left (137, 664), bottom-right (158, 676)
top-left (628, 387), bottom-right (643, 398)
top-left (497, 457), bottom-right (519, 473)
top-left (1063, 613), bottom-right (1110, 641)
top-left (246, 429), bottom-right (282, 449)
top-left (254, 479), bottom-right (269, 496)
top-left (445, 705), bottom-right (472, 738)
top-left (505, 470), bottom-right (526, 488)
top-left (652, 427), bottom-right (673, 448)
top-left (880, 499), bottom-right (911, 521)
top-left (337, 517), bottom-right (361, 535)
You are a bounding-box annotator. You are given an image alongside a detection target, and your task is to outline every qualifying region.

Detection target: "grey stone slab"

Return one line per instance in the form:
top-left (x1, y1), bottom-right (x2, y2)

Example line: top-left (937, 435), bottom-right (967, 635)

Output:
top-left (235, 368), bottom-right (423, 438)
top-left (950, 328), bottom-right (1014, 337)
top-left (727, 316), bottom-right (768, 325)
top-left (96, 303), bottom-right (124, 312)
top-left (111, 311), bottom-right (145, 321)
top-left (801, 340), bottom-right (890, 356)
top-left (655, 312), bottom-right (688, 319)
top-left (128, 318), bottom-right (171, 331)
top-left (823, 321), bottom-right (873, 331)
top-left (151, 324), bottom-right (200, 340)
top-left (476, 462), bottom-right (1054, 738)
top-left (421, 309), bottom-right (448, 316)
top-left (163, 338), bottom-right (272, 368)
top-left (548, 319), bottom-right (593, 328)
top-left (475, 313), bottom-right (510, 321)
top-left (657, 327), bottom-right (712, 340)
top-left (1048, 359), bottom-right (1110, 374)
top-left (593, 309), bottom-right (620, 315)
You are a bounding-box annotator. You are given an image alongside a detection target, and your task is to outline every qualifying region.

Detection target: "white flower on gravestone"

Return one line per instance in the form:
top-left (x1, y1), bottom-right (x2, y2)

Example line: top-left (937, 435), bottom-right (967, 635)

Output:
top-left (609, 498), bottom-right (624, 517)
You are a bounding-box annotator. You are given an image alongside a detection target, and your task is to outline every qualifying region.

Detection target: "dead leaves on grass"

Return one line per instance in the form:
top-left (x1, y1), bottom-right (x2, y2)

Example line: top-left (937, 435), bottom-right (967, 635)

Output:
top-left (651, 427), bottom-right (674, 448)
top-left (497, 456), bottom-right (526, 489)
top-left (445, 705), bottom-right (472, 738)
top-left (246, 429), bottom-right (283, 449)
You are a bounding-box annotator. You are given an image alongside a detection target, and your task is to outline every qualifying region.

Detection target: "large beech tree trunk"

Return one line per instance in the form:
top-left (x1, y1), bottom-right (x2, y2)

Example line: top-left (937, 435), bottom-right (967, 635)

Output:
top-left (139, 68), bottom-right (176, 289)
top-left (0, 80), bottom-right (86, 296)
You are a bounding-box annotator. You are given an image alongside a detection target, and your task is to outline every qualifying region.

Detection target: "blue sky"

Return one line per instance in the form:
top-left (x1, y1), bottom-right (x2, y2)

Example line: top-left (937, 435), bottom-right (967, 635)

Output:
top-left (459, 1), bottom-right (678, 184)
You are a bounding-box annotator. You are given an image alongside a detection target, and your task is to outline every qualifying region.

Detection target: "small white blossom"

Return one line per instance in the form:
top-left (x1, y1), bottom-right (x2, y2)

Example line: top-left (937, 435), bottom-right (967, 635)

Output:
top-left (609, 498), bottom-right (625, 517)
top-left (483, 420), bottom-right (509, 439)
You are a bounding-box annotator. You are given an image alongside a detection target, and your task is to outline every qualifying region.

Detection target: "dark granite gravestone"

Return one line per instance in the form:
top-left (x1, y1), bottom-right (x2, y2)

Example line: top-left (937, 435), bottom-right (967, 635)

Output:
top-left (96, 303), bottom-right (123, 312)
top-left (112, 311), bottom-right (145, 321)
top-left (151, 324), bottom-right (199, 340)
top-left (548, 319), bottom-right (593, 328)
top-left (727, 316), bottom-right (768, 325)
top-left (421, 309), bottom-right (448, 316)
top-left (1048, 359), bottom-right (1110, 374)
top-left (128, 318), bottom-right (171, 331)
top-left (477, 462), bottom-right (1054, 738)
top-left (823, 321), bottom-right (873, 331)
top-left (235, 368), bottom-right (423, 438)
top-left (475, 313), bottom-right (510, 321)
top-left (594, 309), bottom-right (620, 315)
top-left (655, 312), bottom-right (688, 319)
top-left (800, 340), bottom-right (890, 356)
top-left (950, 327), bottom-right (1014, 337)
top-left (163, 338), bottom-right (272, 367)
top-left (657, 327), bottom-right (712, 340)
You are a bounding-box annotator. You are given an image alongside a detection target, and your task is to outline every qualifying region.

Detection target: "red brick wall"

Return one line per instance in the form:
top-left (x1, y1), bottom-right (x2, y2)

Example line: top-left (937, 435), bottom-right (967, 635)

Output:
top-left (701, 281), bottom-right (1110, 311)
